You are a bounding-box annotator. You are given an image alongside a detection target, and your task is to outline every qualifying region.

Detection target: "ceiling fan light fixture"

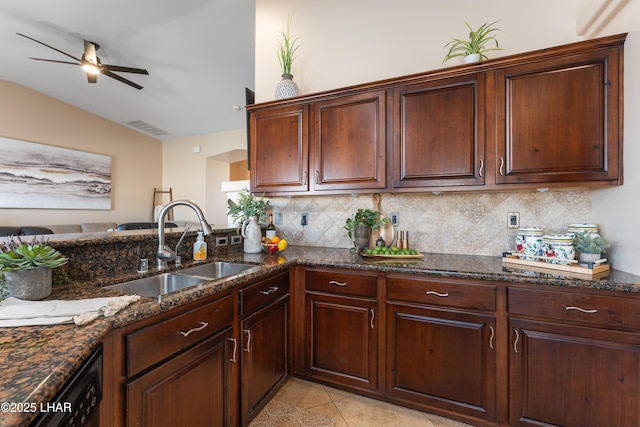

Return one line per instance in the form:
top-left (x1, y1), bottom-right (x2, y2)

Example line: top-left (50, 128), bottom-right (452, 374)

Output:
top-left (82, 63), bottom-right (100, 75)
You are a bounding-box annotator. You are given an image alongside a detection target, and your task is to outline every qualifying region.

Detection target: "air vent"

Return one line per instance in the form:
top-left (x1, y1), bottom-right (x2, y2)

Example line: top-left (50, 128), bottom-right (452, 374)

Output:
top-left (126, 120), bottom-right (169, 137)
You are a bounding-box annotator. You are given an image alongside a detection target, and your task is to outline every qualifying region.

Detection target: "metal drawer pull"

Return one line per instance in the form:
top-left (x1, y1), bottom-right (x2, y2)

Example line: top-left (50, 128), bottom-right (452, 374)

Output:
top-left (260, 286), bottom-right (279, 295)
top-left (479, 159), bottom-right (484, 177)
top-left (329, 280), bottom-right (347, 287)
top-left (228, 338), bottom-right (237, 363)
top-left (489, 325), bottom-right (495, 350)
top-left (244, 329), bottom-right (251, 352)
top-left (370, 308), bottom-right (375, 329)
top-left (499, 157), bottom-right (505, 176)
top-left (426, 291), bottom-right (449, 297)
top-left (565, 306), bottom-right (598, 314)
top-left (315, 170), bottom-right (320, 184)
top-left (513, 329), bottom-right (519, 353)
top-left (180, 321), bottom-right (209, 337)
top-left (303, 171), bottom-right (308, 185)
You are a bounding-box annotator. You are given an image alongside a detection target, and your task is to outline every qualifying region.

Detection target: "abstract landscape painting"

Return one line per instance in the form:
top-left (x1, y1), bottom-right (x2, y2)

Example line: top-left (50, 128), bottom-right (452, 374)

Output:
top-left (0, 138), bottom-right (111, 209)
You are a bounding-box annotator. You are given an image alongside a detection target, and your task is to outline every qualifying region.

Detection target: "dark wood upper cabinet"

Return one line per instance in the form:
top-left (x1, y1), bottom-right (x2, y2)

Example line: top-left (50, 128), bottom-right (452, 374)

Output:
top-left (392, 74), bottom-right (485, 188)
top-left (311, 90), bottom-right (387, 191)
top-left (250, 104), bottom-right (309, 194)
top-left (495, 47), bottom-right (623, 186)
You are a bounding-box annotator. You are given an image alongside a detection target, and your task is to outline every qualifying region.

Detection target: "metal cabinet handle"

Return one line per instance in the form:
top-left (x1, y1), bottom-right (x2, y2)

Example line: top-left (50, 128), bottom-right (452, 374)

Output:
top-left (329, 280), bottom-right (347, 287)
top-left (180, 321), bottom-right (208, 337)
top-left (303, 171), bottom-right (308, 185)
top-left (370, 308), bottom-right (375, 329)
top-left (228, 338), bottom-right (237, 363)
top-left (315, 170), bottom-right (320, 184)
top-left (489, 325), bottom-right (495, 350)
top-left (499, 157), bottom-right (505, 176)
top-left (260, 286), bottom-right (279, 295)
top-left (243, 329), bottom-right (251, 352)
top-left (479, 159), bottom-right (484, 177)
top-left (565, 306), bottom-right (598, 314)
top-left (513, 329), bottom-right (520, 353)
top-left (426, 290), bottom-right (449, 297)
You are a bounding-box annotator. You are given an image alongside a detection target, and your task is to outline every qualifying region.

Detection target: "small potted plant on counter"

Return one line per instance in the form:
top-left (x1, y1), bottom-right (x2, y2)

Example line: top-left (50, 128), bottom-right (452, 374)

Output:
top-left (572, 231), bottom-right (610, 264)
top-left (344, 209), bottom-right (389, 252)
top-left (227, 189), bottom-right (272, 253)
top-left (442, 21), bottom-right (502, 64)
top-left (0, 236), bottom-right (68, 301)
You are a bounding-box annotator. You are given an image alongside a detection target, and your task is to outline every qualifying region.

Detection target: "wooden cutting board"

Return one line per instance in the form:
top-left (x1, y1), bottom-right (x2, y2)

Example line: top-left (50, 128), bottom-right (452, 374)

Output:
top-left (369, 193), bottom-right (395, 248)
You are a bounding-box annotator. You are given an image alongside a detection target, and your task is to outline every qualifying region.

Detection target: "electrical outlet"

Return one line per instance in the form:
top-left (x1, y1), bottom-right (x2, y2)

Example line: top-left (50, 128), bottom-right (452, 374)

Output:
top-left (274, 212), bottom-right (283, 225)
top-left (301, 212), bottom-right (308, 226)
top-left (390, 212), bottom-right (399, 226)
top-left (508, 212), bottom-right (520, 229)
top-left (215, 237), bottom-right (228, 247)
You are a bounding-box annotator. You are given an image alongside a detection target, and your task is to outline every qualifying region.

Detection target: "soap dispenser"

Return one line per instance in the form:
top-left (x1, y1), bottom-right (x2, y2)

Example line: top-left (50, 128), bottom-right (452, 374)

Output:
top-left (193, 231), bottom-right (207, 261)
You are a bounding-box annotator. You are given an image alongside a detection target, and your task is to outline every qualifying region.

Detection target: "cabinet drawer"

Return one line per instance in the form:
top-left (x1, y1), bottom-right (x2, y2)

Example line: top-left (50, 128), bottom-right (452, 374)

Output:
top-left (239, 271), bottom-right (289, 317)
top-left (508, 287), bottom-right (640, 330)
top-left (127, 294), bottom-right (234, 377)
top-left (386, 276), bottom-right (496, 312)
top-left (306, 268), bottom-right (377, 298)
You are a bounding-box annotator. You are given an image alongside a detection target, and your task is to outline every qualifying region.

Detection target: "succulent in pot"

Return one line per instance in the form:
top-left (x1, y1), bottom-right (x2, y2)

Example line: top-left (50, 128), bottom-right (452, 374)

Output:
top-left (344, 209), bottom-right (389, 252)
top-left (0, 236), bottom-right (68, 301)
top-left (572, 231), bottom-right (610, 262)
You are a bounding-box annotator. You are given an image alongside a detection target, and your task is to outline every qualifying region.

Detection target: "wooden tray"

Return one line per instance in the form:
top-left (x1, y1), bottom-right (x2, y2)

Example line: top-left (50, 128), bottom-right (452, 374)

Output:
top-left (502, 253), bottom-right (609, 279)
top-left (362, 252), bottom-right (424, 259)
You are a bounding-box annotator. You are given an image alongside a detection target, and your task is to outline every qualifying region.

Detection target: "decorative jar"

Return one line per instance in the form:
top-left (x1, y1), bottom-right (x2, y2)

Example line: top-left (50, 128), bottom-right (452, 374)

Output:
top-left (542, 234), bottom-right (575, 264)
top-left (515, 227), bottom-right (544, 260)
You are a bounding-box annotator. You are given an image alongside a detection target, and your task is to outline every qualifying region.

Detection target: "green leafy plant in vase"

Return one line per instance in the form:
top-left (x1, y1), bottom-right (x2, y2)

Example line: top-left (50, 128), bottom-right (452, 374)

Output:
top-left (443, 21), bottom-right (502, 65)
top-left (0, 236), bottom-right (68, 301)
top-left (572, 231), bottom-right (610, 263)
top-left (227, 189), bottom-right (272, 253)
top-left (344, 209), bottom-right (389, 252)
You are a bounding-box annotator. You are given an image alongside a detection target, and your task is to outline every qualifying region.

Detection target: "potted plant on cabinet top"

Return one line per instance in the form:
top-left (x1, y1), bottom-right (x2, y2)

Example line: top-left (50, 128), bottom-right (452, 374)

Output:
top-left (442, 21), bottom-right (502, 65)
top-left (344, 209), bottom-right (389, 252)
top-left (227, 189), bottom-right (272, 253)
top-left (275, 13), bottom-right (301, 99)
top-left (0, 236), bottom-right (68, 301)
top-left (572, 231), bottom-right (610, 263)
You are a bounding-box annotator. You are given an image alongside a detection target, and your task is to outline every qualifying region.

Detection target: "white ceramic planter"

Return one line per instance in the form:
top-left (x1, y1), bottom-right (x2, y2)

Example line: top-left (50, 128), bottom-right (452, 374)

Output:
top-left (4, 267), bottom-right (52, 300)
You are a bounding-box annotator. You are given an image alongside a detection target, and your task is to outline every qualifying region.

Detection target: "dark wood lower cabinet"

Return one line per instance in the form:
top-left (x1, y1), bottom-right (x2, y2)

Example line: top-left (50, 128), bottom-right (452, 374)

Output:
top-left (126, 328), bottom-right (236, 427)
top-left (240, 297), bottom-right (289, 426)
top-left (509, 318), bottom-right (640, 427)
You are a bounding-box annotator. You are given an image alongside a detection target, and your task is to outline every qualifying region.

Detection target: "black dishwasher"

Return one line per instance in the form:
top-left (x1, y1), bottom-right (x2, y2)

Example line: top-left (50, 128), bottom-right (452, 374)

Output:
top-left (31, 343), bottom-right (103, 427)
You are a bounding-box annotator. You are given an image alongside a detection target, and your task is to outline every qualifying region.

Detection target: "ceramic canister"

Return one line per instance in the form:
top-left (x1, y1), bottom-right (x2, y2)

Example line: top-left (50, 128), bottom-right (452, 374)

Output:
top-left (542, 234), bottom-right (576, 264)
top-left (567, 223), bottom-right (600, 238)
top-left (515, 227), bottom-right (544, 260)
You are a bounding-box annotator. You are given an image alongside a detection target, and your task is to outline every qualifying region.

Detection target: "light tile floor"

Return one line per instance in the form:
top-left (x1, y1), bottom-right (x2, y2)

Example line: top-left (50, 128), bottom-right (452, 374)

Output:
top-left (268, 378), bottom-right (474, 427)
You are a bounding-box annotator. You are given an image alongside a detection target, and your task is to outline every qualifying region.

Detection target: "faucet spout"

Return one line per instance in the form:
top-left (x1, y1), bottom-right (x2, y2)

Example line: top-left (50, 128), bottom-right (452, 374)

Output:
top-left (157, 200), bottom-right (212, 270)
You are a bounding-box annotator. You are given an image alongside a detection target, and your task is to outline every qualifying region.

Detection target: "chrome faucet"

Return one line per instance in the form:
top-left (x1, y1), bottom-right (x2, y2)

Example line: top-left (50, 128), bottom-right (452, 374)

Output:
top-left (157, 200), bottom-right (213, 270)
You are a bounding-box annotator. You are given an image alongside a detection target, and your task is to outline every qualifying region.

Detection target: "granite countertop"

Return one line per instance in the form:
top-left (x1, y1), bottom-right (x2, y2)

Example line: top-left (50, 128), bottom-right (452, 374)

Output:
top-left (2, 246), bottom-right (640, 426)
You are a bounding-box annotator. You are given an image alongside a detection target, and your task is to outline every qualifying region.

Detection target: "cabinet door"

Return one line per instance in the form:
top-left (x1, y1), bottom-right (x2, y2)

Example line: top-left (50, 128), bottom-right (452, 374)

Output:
top-left (311, 90), bottom-right (386, 191)
top-left (305, 292), bottom-right (377, 392)
top-left (392, 74), bottom-right (485, 188)
top-left (386, 303), bottom-right (496, 421)
top-left (127, 328), bottom-right (237, 427)
top-left (509, 318), bottom-right (640, 427)
top-left (241, 298), bottom-right (289, 426)
top-left (495, 48), bottom-right (622, 185)
top-left (250, 104), bottom-right (309, 193)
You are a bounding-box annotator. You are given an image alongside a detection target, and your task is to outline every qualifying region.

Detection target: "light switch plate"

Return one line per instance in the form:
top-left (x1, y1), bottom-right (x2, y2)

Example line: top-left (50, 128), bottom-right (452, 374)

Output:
top-left (507, 212), bottom-right (520, 229)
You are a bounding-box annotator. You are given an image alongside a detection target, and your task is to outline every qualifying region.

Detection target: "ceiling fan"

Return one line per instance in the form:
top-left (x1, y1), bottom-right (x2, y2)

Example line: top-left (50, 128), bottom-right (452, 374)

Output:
top-left (17, 33), bottom-right (149, 90)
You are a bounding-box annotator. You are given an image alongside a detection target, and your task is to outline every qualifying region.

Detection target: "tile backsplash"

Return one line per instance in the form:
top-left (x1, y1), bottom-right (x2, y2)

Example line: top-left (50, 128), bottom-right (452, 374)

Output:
top-left (269, 190), bottom-right (591, 256)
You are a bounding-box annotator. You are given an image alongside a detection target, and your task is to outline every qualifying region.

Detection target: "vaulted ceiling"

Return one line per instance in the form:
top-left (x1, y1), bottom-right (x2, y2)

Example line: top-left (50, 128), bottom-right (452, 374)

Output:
top-left (0, 0), bottom-right (255, 140)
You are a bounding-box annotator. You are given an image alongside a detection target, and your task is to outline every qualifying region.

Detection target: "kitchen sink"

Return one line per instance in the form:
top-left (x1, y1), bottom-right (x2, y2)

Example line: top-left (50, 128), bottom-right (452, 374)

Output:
top-left (177, 261), bottom-right (259, 280)
top-left (104, 262), bottom-right (259, 297)
top-left (104, 273), bottom-right (206, 297)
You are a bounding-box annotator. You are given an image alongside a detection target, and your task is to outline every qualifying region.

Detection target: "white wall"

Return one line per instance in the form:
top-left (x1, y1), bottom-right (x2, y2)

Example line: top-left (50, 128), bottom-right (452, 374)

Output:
top-left (255, 0), bottom-right (640, 274)
top-left (161, 129), bottom-right (247, 226)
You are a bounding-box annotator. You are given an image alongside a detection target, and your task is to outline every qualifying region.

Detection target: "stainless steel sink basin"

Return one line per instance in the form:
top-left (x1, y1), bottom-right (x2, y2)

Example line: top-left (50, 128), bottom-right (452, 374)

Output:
top-left (105, 273), bottom-right (205, 297)
top-left (177, 261), bottom-right (259, 280)
top-left (104, 262), bottom-right (259, 297)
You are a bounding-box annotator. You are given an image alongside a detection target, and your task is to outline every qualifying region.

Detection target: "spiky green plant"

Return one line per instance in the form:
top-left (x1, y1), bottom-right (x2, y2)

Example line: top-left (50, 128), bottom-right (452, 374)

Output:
top-left (0, 236), bottom-right (68, 271)
top-left (442, 21), bottom-right (502, 64)
top-left (276, 13), bottom-right (300, 75)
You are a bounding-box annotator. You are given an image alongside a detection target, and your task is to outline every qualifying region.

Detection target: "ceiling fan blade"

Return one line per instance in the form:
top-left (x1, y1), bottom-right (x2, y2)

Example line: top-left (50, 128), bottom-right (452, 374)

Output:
top-left (102, 69), bottom-right (143, 90)
top-left (28, 57), bottom-right (80, 66)
top-left (83, 40), bottom-right (98, 64)
top-left (101, 64), bottom-right (149, 75)
top-left (17, 33), bottom-right (82, 63)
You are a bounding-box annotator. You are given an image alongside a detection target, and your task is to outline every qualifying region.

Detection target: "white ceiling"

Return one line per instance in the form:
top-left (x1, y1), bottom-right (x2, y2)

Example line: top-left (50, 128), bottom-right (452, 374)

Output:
top-left (0, 0), bottom-right (255, 141)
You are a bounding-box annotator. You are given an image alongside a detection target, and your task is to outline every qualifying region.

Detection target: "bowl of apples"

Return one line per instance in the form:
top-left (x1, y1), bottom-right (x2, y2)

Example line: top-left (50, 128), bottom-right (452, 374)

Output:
top-left (262, 236), bottom-right (288, 254)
